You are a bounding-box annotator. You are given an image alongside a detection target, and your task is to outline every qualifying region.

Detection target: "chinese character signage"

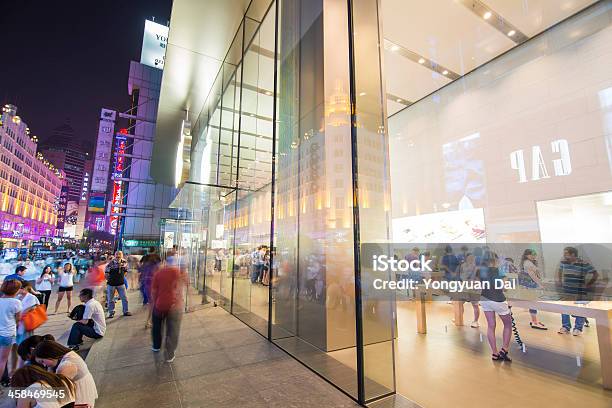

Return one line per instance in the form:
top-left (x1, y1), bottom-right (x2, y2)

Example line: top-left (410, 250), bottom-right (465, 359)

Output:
top-left (56, 185), bottom-right (69, 230)
top-left (91, 109), bottom-right (115, 192)
top-left (109, 135), bottom-right (126, 235)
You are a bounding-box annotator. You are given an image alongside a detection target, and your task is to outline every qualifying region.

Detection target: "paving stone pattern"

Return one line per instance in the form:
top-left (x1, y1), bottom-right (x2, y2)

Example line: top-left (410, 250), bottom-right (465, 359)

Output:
top-left (87, 301), bottom-right (361, 408)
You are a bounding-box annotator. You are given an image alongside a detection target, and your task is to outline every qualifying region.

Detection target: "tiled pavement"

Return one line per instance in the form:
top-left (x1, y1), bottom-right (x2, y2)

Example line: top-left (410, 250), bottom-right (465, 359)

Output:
top-left (87, 301), bottom-right (361, 408)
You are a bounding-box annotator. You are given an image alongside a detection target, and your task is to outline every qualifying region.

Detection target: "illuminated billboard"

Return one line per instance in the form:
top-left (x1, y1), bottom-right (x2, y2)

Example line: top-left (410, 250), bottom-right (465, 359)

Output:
top-left (88, 192), bottom-right (106, 213)
top-left (141, 20), bottom-right (169, 69)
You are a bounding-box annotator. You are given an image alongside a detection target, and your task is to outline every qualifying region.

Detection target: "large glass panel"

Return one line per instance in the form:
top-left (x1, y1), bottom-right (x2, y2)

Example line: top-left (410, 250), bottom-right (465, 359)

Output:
top-left (350, 0), bottom-right (396, 402)
top-left (272, 0), bottom-right (359, 400)
top-left (383, 1), bottom-right (612, 407)
top-left (229, 5), bottom-right (276, 336)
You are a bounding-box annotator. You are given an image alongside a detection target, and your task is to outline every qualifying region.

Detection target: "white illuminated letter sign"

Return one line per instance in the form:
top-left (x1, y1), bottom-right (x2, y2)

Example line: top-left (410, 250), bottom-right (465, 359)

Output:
top-left (531, 145), bottom-right (550, 181)
top-left (510, 150), bottom-right (527, 183)
top-left (551, 139), bottom-right (572, 176)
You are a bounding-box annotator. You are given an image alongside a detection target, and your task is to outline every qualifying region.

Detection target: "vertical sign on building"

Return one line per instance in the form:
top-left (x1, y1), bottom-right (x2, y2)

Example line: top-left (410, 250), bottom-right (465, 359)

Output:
top-left (109, 134), bottom-right (127, 235)
top-left (56, 185), bottom-right (69, 231)
top-left (91, 109), bottom-right (115, 193)
top-left (140, 20), bottom-right (169, 70)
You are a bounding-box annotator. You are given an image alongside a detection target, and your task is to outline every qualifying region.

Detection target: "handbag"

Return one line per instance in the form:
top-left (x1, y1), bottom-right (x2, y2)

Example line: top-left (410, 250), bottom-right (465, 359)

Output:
top-left (22, 304), bottom-right (48, 331)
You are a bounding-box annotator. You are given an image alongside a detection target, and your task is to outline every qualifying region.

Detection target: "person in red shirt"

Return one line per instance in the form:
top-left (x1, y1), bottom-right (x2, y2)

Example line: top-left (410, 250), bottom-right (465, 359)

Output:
top-left (150, 251), bottom-right (187, 362)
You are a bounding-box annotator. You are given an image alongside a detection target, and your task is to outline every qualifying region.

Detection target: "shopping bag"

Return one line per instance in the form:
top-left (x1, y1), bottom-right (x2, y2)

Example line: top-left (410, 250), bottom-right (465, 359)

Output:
top-left (22, 304), bottom-right (48, 331)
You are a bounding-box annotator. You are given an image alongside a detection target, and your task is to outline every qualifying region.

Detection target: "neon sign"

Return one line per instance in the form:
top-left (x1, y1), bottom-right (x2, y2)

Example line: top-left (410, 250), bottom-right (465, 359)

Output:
top-left (109, 136), bottom-right (126, 235)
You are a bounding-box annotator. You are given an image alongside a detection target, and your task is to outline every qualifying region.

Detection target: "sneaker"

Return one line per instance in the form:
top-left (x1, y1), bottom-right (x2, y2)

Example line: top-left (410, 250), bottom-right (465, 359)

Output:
top-left (107, 312), bottom-right (115, 319)
top-left (123, 312), bottom-right (132, 316)
top-left (68, 345), bottom-right (80, 351)
top-left (572, 329), bottom-right (582, 336)
top-left (558, 327), bottom-right (570, 334)
top-left (584, 319), bottom-right (590, 328)
top-left (152, 347), bottom-right (160, 352)
top-left (166, 353), bottom-right (176, 363)
top-left (470, 321), bottom-right (480, 328)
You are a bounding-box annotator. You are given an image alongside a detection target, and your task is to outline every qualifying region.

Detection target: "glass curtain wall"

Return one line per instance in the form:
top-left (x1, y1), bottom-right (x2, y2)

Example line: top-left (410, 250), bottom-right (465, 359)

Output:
top-left (175, 0), bottom-right (398, 404)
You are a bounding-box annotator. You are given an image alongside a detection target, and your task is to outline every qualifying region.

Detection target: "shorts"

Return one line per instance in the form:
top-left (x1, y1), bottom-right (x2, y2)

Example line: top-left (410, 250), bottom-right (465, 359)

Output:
top-left (58, 286), bottom-right (74, 292)
top-left (480, 300), bottom-right (511, 315)
top-left (0, 335), bottom-right (15, 347)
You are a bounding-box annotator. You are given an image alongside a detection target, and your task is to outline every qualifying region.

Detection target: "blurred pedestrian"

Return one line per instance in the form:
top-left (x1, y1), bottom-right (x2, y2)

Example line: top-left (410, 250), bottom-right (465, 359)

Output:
top-left (104, 251), bottom-right (131, 318)
top-left (127, 252), bottom-right (140, 292)
top-left (139, 247), bottom-right (161, 329)
top-left (35, 340), bottom-right (98, 407)
top-left (54, 262), bottom-right (75, 314)
top-left (4, 265), bottom-right (26, 283)
top-left (151, 250), bottom-right (186, 362)
top-left (83, 258), bottom-right (106, 302)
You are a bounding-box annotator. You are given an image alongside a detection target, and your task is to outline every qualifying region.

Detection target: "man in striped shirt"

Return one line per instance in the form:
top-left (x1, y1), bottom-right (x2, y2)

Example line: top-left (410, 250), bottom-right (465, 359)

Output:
top-left (557, 246), bottom-right (598, 336)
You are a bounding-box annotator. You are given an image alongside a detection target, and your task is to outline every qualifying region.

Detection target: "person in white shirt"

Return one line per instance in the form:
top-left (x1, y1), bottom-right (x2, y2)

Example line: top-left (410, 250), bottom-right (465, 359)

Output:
top-left (0, 279), bottom-right (22, 382)
top-left (35, 265), bottom-right (55, 309)
top-left (66, 288), bottom-right (105, 351)
top-left (54, 263), bottom-right (75, 314)
top-left (15, 281), bottom-right (41, 368)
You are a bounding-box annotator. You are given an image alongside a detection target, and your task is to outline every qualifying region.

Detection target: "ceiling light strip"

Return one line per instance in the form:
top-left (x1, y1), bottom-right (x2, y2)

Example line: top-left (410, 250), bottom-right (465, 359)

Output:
top-left (459, 0), bottom-right (529, 44)
top-left (384, 39), bottom-right (461, 80)
top-left (386, 93), bottom-right (412, 107)
top-left (230, 81), bottom-right (274, 97)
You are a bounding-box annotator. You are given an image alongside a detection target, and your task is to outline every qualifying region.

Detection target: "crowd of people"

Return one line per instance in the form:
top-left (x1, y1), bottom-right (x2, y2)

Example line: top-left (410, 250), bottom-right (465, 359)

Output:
top-left (0, 277), bottom-right (98, 407)
top-left (399, 245), bottom-right (600, 362)
top-left (0, 246), bottom-right (188, 407)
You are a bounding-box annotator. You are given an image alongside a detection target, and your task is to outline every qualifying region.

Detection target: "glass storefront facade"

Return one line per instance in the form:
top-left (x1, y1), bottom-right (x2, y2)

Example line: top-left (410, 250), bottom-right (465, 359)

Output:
top-left (162, 0), bottom-right (612, 406)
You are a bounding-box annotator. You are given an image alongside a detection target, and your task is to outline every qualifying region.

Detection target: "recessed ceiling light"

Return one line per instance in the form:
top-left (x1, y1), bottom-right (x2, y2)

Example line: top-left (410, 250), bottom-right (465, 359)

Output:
top-left (390, 45), bottom-right (400, 52)
top-left (265, 91), bottom-right (272, 96)
top-left (359, 92), bottom-right (366, 96)
top-left (442, 70), bottom-right (448, 75)
top-left (507, 30), bottom-right (516, 37)
top-left (483, 11), bottom-right (492, 20)
top-left (418, 58), bottom-right (425, 64)
top-left (396, 98), bottom-right (402, 103)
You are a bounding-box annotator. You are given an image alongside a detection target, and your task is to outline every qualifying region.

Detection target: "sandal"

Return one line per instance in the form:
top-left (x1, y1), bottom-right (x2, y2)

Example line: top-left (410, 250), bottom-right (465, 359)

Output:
top-left (530, 322), bottom-right (548, 330)
top-left (499, 348), bottom-right (512, 362)
top-left (492, 353), bottom-right (503, 361)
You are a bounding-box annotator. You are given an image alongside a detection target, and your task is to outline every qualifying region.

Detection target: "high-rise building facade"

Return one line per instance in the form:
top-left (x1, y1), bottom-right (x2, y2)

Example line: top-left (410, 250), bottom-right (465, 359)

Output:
top-left (40, 122), bottom-right (89, 203)
top-left (0, 104), bottom-right (62, 247)
top-left (113, 20), bottom-right (177, 249)
top-left (152, 1), bottom-right (612, 407)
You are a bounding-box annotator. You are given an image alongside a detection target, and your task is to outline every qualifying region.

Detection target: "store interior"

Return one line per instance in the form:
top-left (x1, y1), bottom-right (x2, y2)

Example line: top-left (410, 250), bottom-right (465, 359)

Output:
top-left (379, 0), bottom-right (612, 406)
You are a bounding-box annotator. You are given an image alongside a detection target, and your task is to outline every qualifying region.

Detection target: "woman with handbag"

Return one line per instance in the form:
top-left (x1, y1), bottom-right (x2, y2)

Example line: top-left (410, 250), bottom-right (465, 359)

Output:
top-left (0, 279), bottom-right (22, 385)
top-left (15, 281), bottom-right (41, 369)
top-left (519, 249), bottom-right (547, 330)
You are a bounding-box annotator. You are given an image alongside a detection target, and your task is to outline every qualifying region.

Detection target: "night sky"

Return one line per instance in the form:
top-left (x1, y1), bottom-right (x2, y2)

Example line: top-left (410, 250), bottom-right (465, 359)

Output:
top-left (0, 0), bottom-right (173, 152)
